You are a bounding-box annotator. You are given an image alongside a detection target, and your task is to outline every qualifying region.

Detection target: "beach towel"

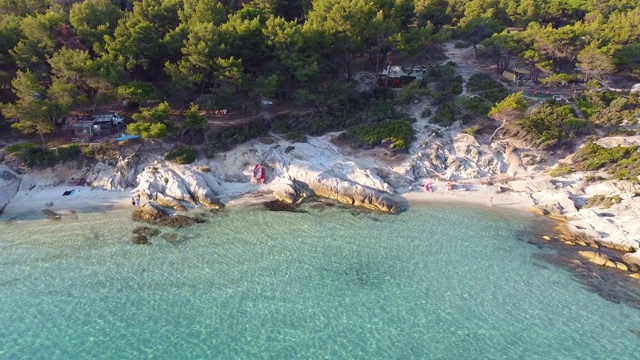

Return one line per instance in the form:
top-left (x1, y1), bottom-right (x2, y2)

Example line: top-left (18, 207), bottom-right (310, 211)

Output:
top-left (62, 190), bottom-right (77, 196)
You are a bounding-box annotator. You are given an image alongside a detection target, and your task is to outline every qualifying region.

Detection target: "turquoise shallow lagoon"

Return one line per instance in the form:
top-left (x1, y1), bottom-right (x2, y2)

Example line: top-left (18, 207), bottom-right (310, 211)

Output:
top-left (1, 203), bottom-right (640, 358)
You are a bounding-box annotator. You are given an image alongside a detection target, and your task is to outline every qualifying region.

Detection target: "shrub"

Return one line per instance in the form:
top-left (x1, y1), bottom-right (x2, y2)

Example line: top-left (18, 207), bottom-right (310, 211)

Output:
top-left (127, 122), bottom-right (168, 139)
top-left (165, 147), bottom-right (196, 164)
top-left (344, 119), bottom-right (413, 151)
top-left (584, 194), bottom-right (621, 209)
top-left (547, 163), bottom-right (573, 177)
top-left (292, 89), bottom-right (316, 106)
top-left (21, 148), bottom-right (57, 167)
top-left (584, 175), bottom-right (605, 183)
top-left (396, 81), bottom-right (428, 105)
top-left (573, 143), bottom-right (640, 180)
top-left (573, 143), bottom-right (636, 171)
top-left (421, 107), bottom-right (432, 118)
top-left (285, 132), bottom-right (306, 143)
top-left (462, 125), bottom-right (480, 137)
top-left (55, 144), bottom-right (81, 161)
top-left (5, 142), bottom-right (38, 153)
top-left (539, 73), bottom-right (577, 87)
top-left (432, 103), bottom-right (456, 126)
top-left (459, 96), bottom-right (491, 115)
top-left (466, 73), bottom-right (508, 103)
top-left (518, 103), bottom-right (590, 149)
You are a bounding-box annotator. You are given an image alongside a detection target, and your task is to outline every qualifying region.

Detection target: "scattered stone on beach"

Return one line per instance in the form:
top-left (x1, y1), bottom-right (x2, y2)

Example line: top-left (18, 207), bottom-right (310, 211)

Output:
top-left (132, 234), bottom-right (150, 245)
top-left (42, 209), bottom-right (61, 221)
top-left (133, 226), bottom-right (161, 238)
top-left (542, 235), bottom-right (552, 241)
top-left (264, 200), bottom-right (306, 213)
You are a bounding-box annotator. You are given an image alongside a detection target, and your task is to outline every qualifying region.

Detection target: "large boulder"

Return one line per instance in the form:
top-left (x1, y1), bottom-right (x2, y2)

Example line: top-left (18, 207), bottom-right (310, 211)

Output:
top-left (132, 203), bottom-right (168, 223)
top-left (0, 166), bottom-right (20, 215)
top-left (272, 177), bottom-right (314, 205)
top-left (584, 180), bottom-right (640, 197)
top-left (155, 192), bottom-right (187, 211)
top-left (508, 178), bottom-right (559, 193)
top-left (309, 174), bottom-right (400, 214)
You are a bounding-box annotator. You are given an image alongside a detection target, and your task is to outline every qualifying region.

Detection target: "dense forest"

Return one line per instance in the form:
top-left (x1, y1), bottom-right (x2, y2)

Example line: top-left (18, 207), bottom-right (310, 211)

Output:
top-left (1, 0), bottom-right (639, 146)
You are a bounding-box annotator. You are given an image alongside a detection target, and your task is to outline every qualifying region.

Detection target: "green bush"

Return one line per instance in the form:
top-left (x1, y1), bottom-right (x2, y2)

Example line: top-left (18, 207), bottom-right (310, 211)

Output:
top-left (466, 73), bottom-right (508, 103)
top-left (459, 96), bottom-right (491, 115)
top-left (573, 143), bottom-right (640, 180)
top-left (165, 147), bottom-right (196, 164)
top-left (518, 103), bottom-right (590, 149)
top-left (584, 194), bottom-right (621, 209)
top-left (22, 148), bottom-right (57, 167)
top-left (546, 163), bottom-right (573, 177)
top-left (56, 144), bottom-right (81, 161)
top-left (285, 132), bottom-right (306, 143)
top-left (462, 125), bottom-right (480, 137)
top-left (396, 81), bottom-right (428, 105)
top-left (421, 107), bottom-right (432, 118)
top-left (431, 75), bottom-right (463, 106)
top-left (5, 142), bottom-right (38, 153)
top-left (343, 119), bottom-right (414, 151)
top-left (432, 103), bottom-right (456, 126)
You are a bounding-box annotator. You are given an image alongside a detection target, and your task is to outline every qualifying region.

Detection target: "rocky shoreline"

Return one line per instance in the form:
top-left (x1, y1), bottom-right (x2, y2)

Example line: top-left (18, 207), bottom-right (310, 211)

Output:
top-left (0, 129), bottom-right (638, 279)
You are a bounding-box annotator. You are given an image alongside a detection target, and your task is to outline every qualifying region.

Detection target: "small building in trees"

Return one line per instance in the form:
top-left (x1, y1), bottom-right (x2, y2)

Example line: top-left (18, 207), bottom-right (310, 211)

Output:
top-left (377, 65), bottom-right (427, 87)
top-left (502, 69), bottom-right (531, 85)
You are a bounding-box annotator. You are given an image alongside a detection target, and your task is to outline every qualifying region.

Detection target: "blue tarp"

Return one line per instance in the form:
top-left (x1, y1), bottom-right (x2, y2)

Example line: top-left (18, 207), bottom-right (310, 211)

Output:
top-left (115, 134), bottom-right (141, 141)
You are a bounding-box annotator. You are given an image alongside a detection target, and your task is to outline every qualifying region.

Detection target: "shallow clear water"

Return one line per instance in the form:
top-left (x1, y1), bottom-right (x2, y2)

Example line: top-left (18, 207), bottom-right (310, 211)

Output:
top-left (1, 203), bottom-right (640, 359)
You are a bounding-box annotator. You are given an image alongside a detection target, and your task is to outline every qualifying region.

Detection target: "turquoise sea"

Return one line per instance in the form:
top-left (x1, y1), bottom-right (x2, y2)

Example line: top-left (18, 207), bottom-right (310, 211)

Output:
top-left (1, 202), bottom-right (640, 359)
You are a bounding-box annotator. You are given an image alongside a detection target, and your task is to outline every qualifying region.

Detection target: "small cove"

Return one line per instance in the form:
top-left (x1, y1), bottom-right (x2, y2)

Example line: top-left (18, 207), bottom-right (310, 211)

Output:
top-left (1, 203), bottom-right (639, 358)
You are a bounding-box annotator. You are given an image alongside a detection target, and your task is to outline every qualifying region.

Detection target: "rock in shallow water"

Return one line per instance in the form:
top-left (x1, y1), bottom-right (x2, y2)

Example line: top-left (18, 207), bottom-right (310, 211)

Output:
top-left (132, 234), bottom-right (149, 245)
top-left (133, 226), bottom-right (161, 237)
top-left (42, 209), bottom-right (61, 221)
top-left (155, 214), bottom-right (205, 228)
top-left (263, 200), bottom-right (306, 213)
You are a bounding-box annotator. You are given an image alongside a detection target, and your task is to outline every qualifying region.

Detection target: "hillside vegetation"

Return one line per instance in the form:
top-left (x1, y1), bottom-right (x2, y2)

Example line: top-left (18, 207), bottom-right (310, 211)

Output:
top-left (0, 0), bottom-right (638, 158)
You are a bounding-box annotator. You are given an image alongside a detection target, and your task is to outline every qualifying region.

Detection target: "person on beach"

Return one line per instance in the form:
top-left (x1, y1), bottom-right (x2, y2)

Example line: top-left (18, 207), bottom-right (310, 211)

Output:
top-left (447, 182), bottom-right (454, 191)
top-left (131, 197), bottom-right (136, 207)
top-left (488, 197), bottom-right (493, 207)
top-left (135, 194), bottom-right (141, 207)
top-left (424, 183), bottom-right (432, 193)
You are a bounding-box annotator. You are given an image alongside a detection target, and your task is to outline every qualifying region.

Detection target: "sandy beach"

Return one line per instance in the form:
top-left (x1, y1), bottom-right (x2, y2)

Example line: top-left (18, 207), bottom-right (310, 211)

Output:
top-left (1, 185), bottom-right (133, 220)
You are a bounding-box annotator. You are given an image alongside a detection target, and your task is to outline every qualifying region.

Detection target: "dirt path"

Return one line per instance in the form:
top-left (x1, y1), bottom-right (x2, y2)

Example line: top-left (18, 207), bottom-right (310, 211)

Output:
top-left (442, 42), bottom-right (483, 95)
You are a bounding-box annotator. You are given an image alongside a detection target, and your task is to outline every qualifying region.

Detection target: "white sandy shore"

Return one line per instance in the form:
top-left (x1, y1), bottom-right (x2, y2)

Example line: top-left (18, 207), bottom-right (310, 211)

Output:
top-left (399, 187), bottom-right (530, 213)
top-left (0, 181), bottom-right (531, 220)
top-left (0, 186), bottom-right (133, 220)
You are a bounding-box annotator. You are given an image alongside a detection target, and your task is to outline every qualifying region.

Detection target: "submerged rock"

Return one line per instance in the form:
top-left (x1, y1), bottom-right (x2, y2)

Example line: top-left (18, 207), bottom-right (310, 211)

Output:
top-left (42, 209), bottom-right (61, 221)
top-left (132, 203), bottom-right (168, 223)
top-left (133, 226), bottom-right (161, 238)
top-left (155, 214), bottom-right (205, 228)
top-left (160, 232), bottom-right (179, 243)
top-left (132, 234), bottom-right (149, 245)
top-left (264, 200), bottom-right (306, 213)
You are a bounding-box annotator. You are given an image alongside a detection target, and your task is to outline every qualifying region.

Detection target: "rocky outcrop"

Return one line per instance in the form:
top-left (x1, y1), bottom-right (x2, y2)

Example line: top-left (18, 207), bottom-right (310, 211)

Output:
top-left (155, 192), bottom-right (187, 211)
top-left (309, 172), bottom-right (400, 214)
top-left (509, 178), bottom-right (559, 193)
top-left (0, 166), bottom-right (20, 214)
top-left (132, 203), bottom-right (168, 223)
top-left (584, 180), bottom-right (640, 197)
